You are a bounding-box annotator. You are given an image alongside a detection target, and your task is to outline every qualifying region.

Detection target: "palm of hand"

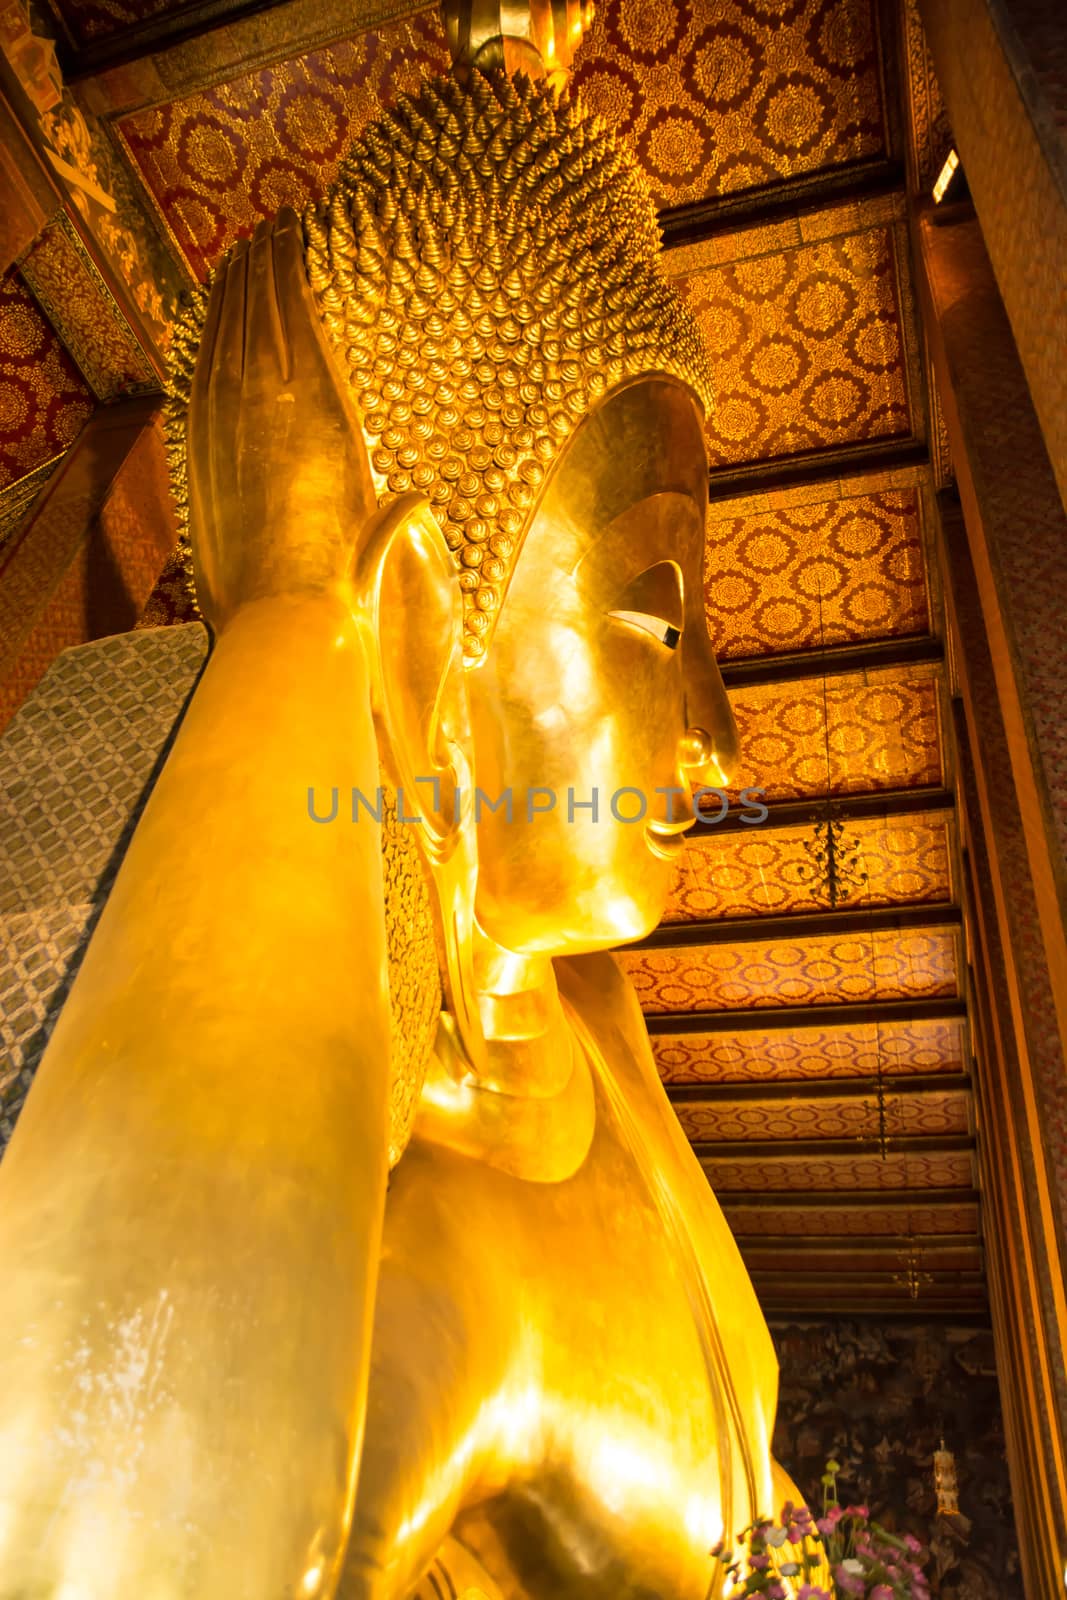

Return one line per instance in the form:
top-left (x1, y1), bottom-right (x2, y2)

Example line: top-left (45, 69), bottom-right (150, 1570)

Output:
top-left (186, 211), bottom-right (374, 631)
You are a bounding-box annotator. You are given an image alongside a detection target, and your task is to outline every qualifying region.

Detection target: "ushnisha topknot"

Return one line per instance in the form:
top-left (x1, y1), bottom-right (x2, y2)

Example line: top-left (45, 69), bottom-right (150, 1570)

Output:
top-left (165, 68), bottom-right (714, 660)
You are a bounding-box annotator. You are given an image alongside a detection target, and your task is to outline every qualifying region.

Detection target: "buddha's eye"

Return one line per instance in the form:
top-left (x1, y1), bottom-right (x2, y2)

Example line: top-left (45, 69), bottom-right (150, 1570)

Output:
top-left (607, 560), bottom-right (684, 650)
top-left (609, 611), bottom-right (682, 649)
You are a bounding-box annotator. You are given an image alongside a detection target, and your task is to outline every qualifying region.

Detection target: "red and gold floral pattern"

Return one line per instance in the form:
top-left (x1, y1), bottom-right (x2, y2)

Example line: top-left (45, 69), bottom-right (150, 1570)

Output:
top-left (115, 12), bottom-right (451, 280)
top-left (664, 811), bottom-right (953, 922)
top-left (18, 218), bottom-right (159, 402)
top-left (620, 925), bottom-right (959, 1013)
top-left (705, 1149), bottom-right (973, 1192)
top-left (668, 220), bottom-right (911, 466)
top-left (572, 0), bottom-right (885, 210)
top-left (705, 487), bottom-right (929, 659)
top-left (726, 663), bottom-right (944, 802)
top-left (0, 269), bottom-right (94, 492)
top-left (675, 1087), bottom-right (970, 1143)
top-left (652, 1017), bottom-right (966, 1085)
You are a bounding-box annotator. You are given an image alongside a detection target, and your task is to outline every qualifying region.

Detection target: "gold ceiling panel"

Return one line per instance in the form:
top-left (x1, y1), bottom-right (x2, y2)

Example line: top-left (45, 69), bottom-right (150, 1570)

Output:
top-left (571, 0), bottom-right (885, 210)
top-left (653, 1017), bottom-right (967, 1085)
top-left (706, 1148), bottom-right (973, 1192)
top-left (668, 210), bottom-right (911, 467)
top-left (726, 663), bottom-right (944, 802)
top-left (620, 926), bottom-right (959, 1014)
top-left (675, 1087), bottom-right (970, 1144)
top-left (726, 1202), bottom-right (980, 1237)
top-left (115, 13), bottom-right (451, 280)
top-left (705, 487), bottom-right (930, 659)
top-left (664, 811), bottom-right (953, 922)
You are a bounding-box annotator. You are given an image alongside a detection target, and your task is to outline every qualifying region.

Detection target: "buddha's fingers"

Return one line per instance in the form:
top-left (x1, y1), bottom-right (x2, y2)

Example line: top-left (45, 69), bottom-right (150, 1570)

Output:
top-left (244, 217), bottom-right (287, 384)
top-left (272, 203), bottom-right (331, 382)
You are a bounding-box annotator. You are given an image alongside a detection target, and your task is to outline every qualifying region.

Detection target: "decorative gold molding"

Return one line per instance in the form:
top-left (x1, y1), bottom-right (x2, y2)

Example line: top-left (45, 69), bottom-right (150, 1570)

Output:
top-left (17, 210), bottom-right (160, 399)
top-left (0, 448), bottom-right (65, 551)
top-left (901, 0), bottom-right (952, 193)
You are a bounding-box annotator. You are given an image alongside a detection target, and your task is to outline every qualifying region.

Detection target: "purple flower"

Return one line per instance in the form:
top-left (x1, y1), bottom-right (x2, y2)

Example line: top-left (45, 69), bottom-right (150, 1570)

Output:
top-left (816, 1506), bottom-right (843, 1536)
top-left (797, 1587), bottom-right (831, 1600)
top-left (871, 1588), bottom-right (894, 1600)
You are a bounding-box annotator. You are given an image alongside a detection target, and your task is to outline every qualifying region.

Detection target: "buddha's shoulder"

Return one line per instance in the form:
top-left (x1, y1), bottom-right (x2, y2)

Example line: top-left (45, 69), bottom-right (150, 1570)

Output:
top-left (554, 952), bottom-right (661, 1098)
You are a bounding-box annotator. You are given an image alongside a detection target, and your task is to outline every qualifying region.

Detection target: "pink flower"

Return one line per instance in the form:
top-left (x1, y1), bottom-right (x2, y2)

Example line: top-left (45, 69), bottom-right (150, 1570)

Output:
top-left (781, 1502), bottom-right (815, 1542)
top-left (904, 1533), bottom-right (923, 1554)
top-left (871, 1588), bottom-right (894, 1600)
top-left (750, 1553), bottom-right (770, 1571)
top-left (766, 1583), bottom-right (788, 1600)
top-left (834, 1560), bottom-right (866, 1597)
top-left (797, 1588), bottom-right (831, 1600)
top-left (843, 1504), bottom-right (870, 1519)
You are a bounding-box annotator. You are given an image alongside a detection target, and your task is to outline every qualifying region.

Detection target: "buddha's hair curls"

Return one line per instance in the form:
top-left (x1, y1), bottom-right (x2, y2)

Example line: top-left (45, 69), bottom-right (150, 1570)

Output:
top-left (167, 69), bottom-right (713, 660)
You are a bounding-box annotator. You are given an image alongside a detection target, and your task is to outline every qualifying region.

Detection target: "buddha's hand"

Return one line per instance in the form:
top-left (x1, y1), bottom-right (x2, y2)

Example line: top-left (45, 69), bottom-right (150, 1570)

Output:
top-left (186, 206), bottom-right (374, 631)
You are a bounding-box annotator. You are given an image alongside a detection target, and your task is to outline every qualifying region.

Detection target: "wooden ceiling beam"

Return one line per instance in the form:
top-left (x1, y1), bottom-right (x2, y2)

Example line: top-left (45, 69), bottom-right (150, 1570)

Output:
top-left (760, 1295), bottom-right (989, 1314)
top-left (644, 997), bottom-right (968, 1035)
top-left (720, 1186), bottom-right (979, 1211)
top-left (60, 0), bottom-right (294, 78)
top-left (695, 1134), bottom-right (974, 1161)
top-left (718, 634), bottom-right (944, 689)
top-left (666, 1070), bottom-right (970, 1105)
top-left (706, 438), bottom-right (927, 505)
top-left (635, 902), bottom-right (961, 952)
top-left (660, 160), bottom-right (905, 250)
top-left (739, 1235), bottom-right (981, 1256)
top-left (709, 787), bottom-right (954, 835)
top-left (750, 1269), bottom-right (987, 1287)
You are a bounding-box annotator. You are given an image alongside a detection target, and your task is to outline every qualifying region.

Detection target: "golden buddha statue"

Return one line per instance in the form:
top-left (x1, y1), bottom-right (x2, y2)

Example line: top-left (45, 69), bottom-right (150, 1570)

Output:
top-left (0, 9), bottom-right (819, 1598)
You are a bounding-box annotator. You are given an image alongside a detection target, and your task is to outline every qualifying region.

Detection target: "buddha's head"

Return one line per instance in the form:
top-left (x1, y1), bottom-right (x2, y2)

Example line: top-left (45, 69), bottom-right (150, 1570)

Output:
top-left (167, 67), bottom-right (735, 1116)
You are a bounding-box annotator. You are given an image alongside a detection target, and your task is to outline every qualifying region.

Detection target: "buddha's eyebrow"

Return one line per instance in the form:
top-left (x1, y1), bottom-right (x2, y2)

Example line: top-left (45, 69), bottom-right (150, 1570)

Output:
top-left (571, 492), bottom-right (702, 584)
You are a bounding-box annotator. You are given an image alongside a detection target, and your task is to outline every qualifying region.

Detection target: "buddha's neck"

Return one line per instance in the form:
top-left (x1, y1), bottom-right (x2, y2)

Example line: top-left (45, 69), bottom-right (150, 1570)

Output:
top-left (471, 925), bottom-right (573, 1097)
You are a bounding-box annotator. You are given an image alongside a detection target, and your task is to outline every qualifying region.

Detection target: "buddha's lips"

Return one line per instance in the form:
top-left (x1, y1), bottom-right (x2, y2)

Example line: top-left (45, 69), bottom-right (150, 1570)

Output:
top-left (644, 819), bottom-right (693, 861)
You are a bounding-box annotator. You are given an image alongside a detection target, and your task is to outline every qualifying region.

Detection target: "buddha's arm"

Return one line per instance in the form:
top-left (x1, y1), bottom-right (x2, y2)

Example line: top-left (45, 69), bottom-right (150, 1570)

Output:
top-left (0, 220), bottom-right (390, 1600)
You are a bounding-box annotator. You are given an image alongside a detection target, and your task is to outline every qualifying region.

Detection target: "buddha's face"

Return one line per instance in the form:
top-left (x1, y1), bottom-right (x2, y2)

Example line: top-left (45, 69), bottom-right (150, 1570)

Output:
top-left (467, 378), bottom-right (737, 955)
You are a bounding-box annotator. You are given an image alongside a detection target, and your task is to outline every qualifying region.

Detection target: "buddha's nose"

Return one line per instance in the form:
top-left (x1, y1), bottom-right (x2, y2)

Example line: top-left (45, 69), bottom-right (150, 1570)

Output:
top-left (679, 627), bottom-right (739, 790)
top-left (677, 718), bottom-right (737, 792)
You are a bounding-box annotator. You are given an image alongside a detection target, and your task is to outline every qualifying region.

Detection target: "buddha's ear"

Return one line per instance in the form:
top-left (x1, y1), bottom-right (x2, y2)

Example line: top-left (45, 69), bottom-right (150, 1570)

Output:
top-left (352, 493), bottom-right (487, 1078)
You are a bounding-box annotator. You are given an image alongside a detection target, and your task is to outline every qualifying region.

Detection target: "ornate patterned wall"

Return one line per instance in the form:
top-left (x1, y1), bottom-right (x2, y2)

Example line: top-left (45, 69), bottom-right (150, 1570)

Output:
top-left (0, 267), bottom-right (94, 491)
top-left (771, 1320), bottom-right (1022, 1600)
top-left (571, 0), bottom-right (886, 207)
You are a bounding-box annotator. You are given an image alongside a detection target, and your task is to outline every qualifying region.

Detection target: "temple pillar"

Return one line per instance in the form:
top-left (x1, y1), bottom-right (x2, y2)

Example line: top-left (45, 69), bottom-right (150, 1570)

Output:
top-left (917, 0), bottom-right (1067, 514)
top-left (0, 395), bottom-right (178, 730)
top-left (937, 492), bottom-right (1067, 1593)
top-left (909, 97), bottom-right (1067, 1580)
top-left (913, 202), bottom-right (1067, 1066)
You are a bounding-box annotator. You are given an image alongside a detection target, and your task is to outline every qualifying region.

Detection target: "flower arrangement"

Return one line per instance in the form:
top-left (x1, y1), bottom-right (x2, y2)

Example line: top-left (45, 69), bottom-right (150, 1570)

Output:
top-left (709, 1460), bottom-right (932, 1600)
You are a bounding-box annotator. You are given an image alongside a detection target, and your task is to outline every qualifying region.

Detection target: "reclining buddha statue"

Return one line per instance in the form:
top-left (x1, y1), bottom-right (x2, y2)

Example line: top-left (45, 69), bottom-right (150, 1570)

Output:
top-left (0, 3), bottom-right (819, 1596)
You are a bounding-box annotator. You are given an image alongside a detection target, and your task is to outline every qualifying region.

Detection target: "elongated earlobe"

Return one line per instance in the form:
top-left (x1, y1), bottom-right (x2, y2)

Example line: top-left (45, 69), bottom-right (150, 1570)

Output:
top-left (352, 494), bottom-right (488, 1083)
